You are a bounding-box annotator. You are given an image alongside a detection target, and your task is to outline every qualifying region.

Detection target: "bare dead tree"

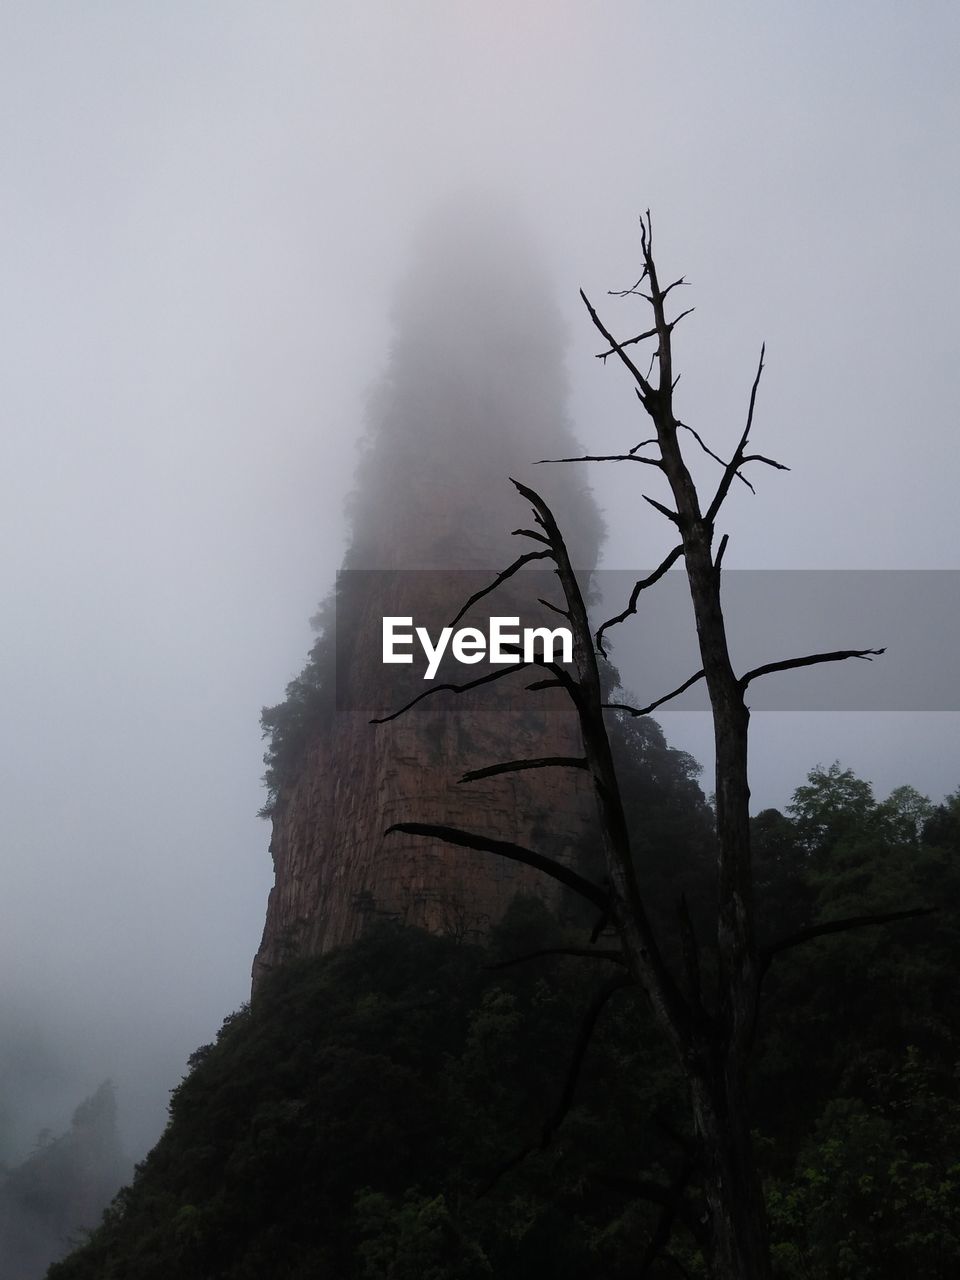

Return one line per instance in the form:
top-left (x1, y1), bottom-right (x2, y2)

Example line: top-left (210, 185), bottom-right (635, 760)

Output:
top-left (372, 213), bottom-right (933, 1279)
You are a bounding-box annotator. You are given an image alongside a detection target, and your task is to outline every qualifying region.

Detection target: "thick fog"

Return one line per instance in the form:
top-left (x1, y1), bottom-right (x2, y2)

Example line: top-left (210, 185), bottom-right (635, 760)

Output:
top-left (2, 0), bottom-right (958, 1196)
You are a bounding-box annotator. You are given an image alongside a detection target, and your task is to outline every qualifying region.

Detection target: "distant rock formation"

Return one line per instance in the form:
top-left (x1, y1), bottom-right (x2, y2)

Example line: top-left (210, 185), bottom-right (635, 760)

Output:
top-left (0, 1081), bottom-right (128, 1278)
top-left (253, 204), bottom-right (604, 985)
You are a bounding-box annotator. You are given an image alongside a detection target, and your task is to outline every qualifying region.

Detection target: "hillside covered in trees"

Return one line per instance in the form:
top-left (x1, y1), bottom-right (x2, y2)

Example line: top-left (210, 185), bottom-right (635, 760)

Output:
top-left (48, 735), bottom-right (960, 1279)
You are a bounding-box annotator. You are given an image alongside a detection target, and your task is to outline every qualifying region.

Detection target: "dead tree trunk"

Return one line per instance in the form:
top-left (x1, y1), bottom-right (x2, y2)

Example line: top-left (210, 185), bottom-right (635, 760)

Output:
top-left (518, 481), bottom-right (774, 1280)
top-left (374, 212), bottom-right (927, 1279)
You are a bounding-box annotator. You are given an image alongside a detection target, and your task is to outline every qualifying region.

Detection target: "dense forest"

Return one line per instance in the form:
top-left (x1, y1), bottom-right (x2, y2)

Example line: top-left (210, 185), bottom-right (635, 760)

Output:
top-left (47, 720), bottom-right (960, 1278)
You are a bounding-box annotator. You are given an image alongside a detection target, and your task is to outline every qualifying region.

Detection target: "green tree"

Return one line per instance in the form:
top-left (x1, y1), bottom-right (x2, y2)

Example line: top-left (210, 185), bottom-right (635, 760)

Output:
top-left (786, 762), bottom-right (876, 855)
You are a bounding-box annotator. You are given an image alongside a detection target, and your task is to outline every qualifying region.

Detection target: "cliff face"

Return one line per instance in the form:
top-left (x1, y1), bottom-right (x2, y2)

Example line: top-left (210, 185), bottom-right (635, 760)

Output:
top-left (260, 687), bottom-right (597, 963)
top-left (253, 207), bottom-right (603, 983)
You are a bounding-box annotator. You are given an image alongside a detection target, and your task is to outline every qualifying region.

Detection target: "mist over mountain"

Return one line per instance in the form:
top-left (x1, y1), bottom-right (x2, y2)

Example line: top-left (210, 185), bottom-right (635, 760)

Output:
top-left (0, 1082), bottom-right (129, 1278)
top-left (345, 196), bottom-right (603, 572)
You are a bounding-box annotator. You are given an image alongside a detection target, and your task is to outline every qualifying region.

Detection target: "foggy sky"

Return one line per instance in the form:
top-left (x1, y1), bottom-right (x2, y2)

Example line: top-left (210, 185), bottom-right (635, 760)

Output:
top-left (2, 3), bottom-right (958, 1164)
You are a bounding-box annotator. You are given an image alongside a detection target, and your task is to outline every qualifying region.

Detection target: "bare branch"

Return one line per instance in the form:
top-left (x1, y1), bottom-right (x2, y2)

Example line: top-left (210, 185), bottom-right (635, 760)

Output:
top-left (678, 420), bottom-right (724, 468)
top-left (449, 549), bottom-right (552, 629)
top-left (762, 906), bottom-right (937, 968)
top-left (641, 207), bottom-right (653, 256)
top-left (594, 305), bottom-right (693, 361)
top-left (458, 756), bottom-right (588, 784)
top-left (714, 533), bottom-right (729, 575)
top-left (536, 451), bottom-right (662, 468)
top-left (595, 323), bottom-right (658, 360)
top-left (741, 453), bottom-right (789, 472)
top-left (486, 946), bottom-right (627, 970)
top-left (475, 974), bottom-right (632, 1197)
top-left (630, 437), bottom-right (658, 455)
top-left (607, 266), bottom-right (649, 298)
top-left (539, 975), bottom-right (634, 1149)
top-left (644, 493), bottom-right (681, 524)
top-left (706, 344), bottom-right (766, 523)
top-left (596, 543), bottom-right (684, 654)
top-left (537, 596), bottom-right (569, 618)
top-left (739, 647), bottom-right (885, 690)
top-left (603, 669), bottom-right (705, 718)
top-left (385, 822), bottom-right (610, 910)
top-left (678, 420), bottom-right (755, 493)
top-left (511, 526), bottom-right (551, 545)
top-left (371, 660), bottom-right (567, 725)
top-left (660, 276), bottom-right (689, 302)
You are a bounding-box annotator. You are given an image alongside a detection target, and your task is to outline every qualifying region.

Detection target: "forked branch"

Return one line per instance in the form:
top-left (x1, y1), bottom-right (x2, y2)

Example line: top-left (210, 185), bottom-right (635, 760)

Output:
top-left (705, 345), bottom-right (766, 523)
top-left (580, 288), bottom-right (655, 403)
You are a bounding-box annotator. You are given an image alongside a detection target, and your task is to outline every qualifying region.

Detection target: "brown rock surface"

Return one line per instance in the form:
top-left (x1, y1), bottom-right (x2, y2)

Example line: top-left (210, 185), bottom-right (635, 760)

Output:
top-left (253, 208), bottom-right (603, 985)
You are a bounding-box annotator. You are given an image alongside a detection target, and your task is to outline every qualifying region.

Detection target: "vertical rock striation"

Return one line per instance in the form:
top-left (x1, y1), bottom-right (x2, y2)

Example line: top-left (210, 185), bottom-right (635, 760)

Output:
top-left (253, 204), bottom-right (604, 985)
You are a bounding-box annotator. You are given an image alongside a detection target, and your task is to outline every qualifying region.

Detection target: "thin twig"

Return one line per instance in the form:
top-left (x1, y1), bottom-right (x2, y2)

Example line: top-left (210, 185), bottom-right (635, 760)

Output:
top-left (449, 549), bottom-right (552, 629)
top-left (596, 544), bottom-right (684, 654)
top-left (604, 670), bottom-right (705, 718)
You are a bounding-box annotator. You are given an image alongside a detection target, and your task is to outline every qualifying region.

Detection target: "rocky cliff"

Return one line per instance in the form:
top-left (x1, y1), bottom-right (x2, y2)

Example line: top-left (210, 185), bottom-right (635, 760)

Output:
top-left (253, 206), bottom-right (604, 984)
